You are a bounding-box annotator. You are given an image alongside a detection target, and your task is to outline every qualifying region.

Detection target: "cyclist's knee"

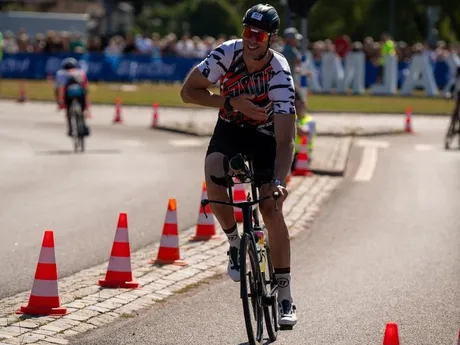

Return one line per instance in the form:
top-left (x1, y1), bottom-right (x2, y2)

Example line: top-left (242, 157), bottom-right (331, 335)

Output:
top-left (259, 184), bottom-right (283, 221)
top-left (205, 152), bottom-right (228, 194)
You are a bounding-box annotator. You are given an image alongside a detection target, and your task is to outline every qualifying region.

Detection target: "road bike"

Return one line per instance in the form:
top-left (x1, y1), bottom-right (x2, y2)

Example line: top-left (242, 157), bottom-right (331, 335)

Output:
top-left (444, 95), bottom-right (460, 150)
top-left (201, 153), bottom-right (282, 345)
top-left (69, 98), bottom-right (86, 153)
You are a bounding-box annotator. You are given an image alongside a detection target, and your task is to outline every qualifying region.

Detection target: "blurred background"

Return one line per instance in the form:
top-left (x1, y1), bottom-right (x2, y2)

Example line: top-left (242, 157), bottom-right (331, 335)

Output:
top-left (0, 0), bottom-right (457, 65)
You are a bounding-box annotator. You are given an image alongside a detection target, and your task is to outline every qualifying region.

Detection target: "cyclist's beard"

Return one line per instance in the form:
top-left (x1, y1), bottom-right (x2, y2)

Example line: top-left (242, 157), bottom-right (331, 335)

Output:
top-left (244, 40), bottom-right (270, 62)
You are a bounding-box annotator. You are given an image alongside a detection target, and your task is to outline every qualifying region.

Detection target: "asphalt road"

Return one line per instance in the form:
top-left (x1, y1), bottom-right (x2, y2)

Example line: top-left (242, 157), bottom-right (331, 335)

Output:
top-left (0, 101), bottom-right (210, 299)
top-left (70, 116), bottom-right (459, 344)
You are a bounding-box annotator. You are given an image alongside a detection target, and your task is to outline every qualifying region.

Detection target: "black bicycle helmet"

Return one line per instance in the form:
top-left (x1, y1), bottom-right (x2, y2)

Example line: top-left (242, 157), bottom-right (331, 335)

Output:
top-left (61, 57), bottom-right (78, 70)
top-left (242, 3), bottom-right (280, 34)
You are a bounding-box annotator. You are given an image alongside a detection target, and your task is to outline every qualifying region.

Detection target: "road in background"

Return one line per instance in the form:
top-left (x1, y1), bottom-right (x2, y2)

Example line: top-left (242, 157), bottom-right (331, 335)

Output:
top-left (0, 102), bottom-right (210, 299)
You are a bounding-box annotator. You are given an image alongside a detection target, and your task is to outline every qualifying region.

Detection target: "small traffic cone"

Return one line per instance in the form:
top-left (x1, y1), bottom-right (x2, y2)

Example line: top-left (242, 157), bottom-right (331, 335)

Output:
top-left (17, 82), bottom-right (27, 103)
top-left (190, 181), bottom-right (220, 241)
top-left (16, 230), bottom-right (67, 315)
top-left (98, 213), bottom-right (139, 289)
top-left (382, 322), bottom-right (400, 345)
top-left (150, 198), bottom-right (187, 266)
top-left (113, 97), bottom-right (123, 124)
top-left (405, 106), bottom-right (413, 133)
top-left (150, 102), bottom-right (159, 128)
top-left (233, 179), bottom-right (246, 223)
top-left (292, 136), bottom-right (313, 176)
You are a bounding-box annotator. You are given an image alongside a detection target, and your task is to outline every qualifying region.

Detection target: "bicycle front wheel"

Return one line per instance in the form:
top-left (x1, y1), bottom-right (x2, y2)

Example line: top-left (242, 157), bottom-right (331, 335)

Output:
top-left (263, 243), bottom-right (278, 341)
top-left (240, 233), bottom-right (264, 345)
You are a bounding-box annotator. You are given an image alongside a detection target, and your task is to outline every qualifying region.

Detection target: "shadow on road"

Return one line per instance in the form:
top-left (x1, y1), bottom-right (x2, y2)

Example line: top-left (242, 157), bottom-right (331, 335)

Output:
top-left (34, 149), bottom-right (122, 155)
top-left (238, 338), bottom-right (274, 345)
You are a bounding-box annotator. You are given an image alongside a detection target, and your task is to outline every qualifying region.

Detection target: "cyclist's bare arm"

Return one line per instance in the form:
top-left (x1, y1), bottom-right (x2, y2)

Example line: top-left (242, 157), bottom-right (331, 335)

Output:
top-left (180, 67), bottom-right (225, 108)
top-left (273, 114), bottom-right (296, 183)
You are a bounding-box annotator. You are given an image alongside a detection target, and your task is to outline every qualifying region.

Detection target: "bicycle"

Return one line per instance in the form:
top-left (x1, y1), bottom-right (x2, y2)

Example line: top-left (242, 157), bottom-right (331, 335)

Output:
top-left (69, 98), bottom-right (86, 153)
top-left (201, 153), bottom-right (284, 345)
top-left (445, 104), bottom-right (460, 150)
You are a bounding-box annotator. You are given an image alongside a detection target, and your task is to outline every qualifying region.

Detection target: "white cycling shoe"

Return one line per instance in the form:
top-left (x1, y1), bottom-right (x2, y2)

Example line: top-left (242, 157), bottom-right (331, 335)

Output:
top-left (227, 246), bottom-right (240, 282)
top-left (278, 299), bottom-right (297, 329)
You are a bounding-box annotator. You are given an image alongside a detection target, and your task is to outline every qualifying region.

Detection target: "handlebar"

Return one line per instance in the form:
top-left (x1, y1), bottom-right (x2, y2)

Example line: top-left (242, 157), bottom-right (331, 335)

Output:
top-left (201, 192), bottom-right (280, 219)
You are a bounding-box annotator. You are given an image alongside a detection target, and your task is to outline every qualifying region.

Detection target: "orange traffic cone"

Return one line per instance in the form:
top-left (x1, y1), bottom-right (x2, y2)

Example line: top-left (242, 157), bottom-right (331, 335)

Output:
top-left (190, 181), bottom-right (220, 241)
top-left (16, 230), bottom-right (67, 315)
top-left (98, 213), bottom-right (139, 288)
top-left (17, 82), bottom-right (27, 103)
top-left (150, 198), bottom-right (187, 266)
top-left (233, 179), bottom-right (246, 223)
top-left (150, 102), bottom-right (159, 128)
top-left (113, 97), bottom-right (123, 124)
top-left (383, 322), bottom-right (400, 345)
top-left (405, 106), bottom-right (413, 133)
top-left (292, 136), bottom-right (313, 176)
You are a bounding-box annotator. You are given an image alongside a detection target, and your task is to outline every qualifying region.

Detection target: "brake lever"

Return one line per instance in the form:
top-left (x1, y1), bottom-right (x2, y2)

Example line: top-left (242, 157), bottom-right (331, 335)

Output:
top-left (273, 192), bottom-right (280, 212)
top-left (201, 200), bottom-right (209, 218)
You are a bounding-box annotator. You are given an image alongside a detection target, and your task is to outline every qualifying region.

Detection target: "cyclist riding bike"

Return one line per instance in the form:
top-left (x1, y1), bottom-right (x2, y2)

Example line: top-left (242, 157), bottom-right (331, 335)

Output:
top-left (55, 57), bottom-right (90, 137)
top-left (447, 66), bottom-right (460, 121)
top-left (180, 3), bottom-right (297, 327)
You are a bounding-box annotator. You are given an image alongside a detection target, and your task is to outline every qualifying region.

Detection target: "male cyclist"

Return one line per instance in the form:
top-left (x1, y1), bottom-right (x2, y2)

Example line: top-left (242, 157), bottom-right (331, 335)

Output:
top-left (180, 3), bottom-right (297, 327)
top-left (55, 57), bottom-right (90, 136)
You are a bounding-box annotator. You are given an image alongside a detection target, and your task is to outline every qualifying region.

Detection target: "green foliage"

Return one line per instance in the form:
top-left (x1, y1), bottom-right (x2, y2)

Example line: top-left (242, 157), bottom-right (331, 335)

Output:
top-left (136, 0), bottom-right (460, 43)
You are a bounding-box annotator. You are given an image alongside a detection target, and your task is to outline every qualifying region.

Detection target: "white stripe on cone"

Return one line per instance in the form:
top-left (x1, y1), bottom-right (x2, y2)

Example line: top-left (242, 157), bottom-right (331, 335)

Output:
top-left (164, 210), bottom-right (177, 224)
top-left (30, 279), bottom-right (59, 297)
top-left (296, 159), bottom-right (309, 169)
top-left (114, 228), bottom-right (129, 243)
top-left (197, 212), bottom-right (215, 225)
top-left (159, 235), bottom-right (179, 248)
top-left (38, 247), bottom-right (56, 264)
top-left (107, 256), bottom-right (133, 272)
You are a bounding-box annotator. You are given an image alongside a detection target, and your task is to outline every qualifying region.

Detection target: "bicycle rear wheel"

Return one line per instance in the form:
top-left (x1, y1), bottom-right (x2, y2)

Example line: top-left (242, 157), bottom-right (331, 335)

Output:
top-left (445, 113), bottom-right (459, 150)
top-left (240, 233), bottom-right (264, 345)
top-left (263, 240), bottom-right (278, 341)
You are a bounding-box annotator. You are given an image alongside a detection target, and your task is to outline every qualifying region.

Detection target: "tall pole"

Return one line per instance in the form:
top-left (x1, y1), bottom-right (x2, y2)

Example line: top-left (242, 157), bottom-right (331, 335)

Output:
top-left (389, 0), bottom-right (395, 37)
top-left (300, 17), bottom-right (308, 56)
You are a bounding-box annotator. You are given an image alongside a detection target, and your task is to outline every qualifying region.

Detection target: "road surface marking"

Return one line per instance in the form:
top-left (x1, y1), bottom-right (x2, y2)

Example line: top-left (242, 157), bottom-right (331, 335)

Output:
top-left (169, 139), bottom-right (206, 147)
top-left (354, 138), bottom-right (390, 149)
top-left (354, 147), bottom-right (378, 182)
top-left (414, 144), bottom-right (434, 151)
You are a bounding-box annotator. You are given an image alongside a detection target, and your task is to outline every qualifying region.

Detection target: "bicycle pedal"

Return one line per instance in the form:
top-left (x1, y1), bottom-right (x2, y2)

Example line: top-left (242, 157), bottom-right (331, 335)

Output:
top-left (262, 294), bottom-right (275, 307)
top-left (279, 325), bottom-right (293, 331)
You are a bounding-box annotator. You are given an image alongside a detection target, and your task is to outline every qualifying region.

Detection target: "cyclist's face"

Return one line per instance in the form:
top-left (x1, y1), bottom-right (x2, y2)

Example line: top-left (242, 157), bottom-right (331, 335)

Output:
top-left (242, 25), bottom-right (270, 59)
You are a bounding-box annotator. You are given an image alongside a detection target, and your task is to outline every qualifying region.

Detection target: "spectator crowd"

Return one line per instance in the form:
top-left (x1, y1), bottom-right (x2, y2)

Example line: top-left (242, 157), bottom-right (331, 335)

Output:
top-left (1, 28), bottom-right (460, 66)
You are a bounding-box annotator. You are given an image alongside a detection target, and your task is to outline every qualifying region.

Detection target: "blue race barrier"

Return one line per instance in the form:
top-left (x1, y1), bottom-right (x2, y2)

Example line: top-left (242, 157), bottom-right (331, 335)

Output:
top-left (0, 52), bottom-right (202, 82)
top-left (0, 52), bottom-right (452, 89)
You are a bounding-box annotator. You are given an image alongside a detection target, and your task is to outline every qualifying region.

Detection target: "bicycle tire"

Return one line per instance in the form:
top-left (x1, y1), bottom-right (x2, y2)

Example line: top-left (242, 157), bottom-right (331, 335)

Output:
top-left (263, 241), bottom-right (278, 341)
top-left (445, 111), bottom-right (459, 150)
top-left (240, 233), bottom-right (264, 345)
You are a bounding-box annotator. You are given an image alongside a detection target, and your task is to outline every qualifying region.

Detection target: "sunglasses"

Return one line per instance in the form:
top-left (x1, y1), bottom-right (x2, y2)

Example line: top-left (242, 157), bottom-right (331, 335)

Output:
top-left (242, 26), bottom-right (269, 43)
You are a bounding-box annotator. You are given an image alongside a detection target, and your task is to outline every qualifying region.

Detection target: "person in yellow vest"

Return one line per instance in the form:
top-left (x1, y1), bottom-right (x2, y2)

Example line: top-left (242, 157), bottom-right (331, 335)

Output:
top-left (377, 33), bottom-right (396, 84)
top-left (291, 97), bottom-right (316, 172)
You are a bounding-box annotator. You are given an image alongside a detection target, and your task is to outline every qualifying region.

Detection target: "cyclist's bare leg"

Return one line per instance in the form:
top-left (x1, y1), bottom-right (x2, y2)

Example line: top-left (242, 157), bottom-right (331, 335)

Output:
top-left (259, 183), bottom-right (296, 324)
top-left (205, 152), bottom-right (241, 281)
top-left (204, 152), bottom-right (236, 230)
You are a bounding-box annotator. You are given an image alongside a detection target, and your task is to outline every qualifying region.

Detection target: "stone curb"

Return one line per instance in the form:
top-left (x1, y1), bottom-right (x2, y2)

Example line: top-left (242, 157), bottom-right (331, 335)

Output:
top-left (152, 125), bottom-right (407, 139)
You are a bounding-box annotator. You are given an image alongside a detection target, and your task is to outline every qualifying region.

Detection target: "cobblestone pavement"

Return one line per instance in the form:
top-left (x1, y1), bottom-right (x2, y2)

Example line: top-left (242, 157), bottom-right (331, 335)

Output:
top-left (0, 171), bottom-right (346, 345)
top-left (310, 137), bottom-right (353, 176)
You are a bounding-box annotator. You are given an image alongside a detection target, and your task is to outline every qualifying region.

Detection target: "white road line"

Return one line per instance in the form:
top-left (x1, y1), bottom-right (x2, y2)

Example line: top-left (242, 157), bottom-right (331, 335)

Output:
top-left (169, 138), bottom-right (206, 147)
top-left (354, 147), bottom-right (378, 182)
top-left (354, 139), bottom-right (390, 149)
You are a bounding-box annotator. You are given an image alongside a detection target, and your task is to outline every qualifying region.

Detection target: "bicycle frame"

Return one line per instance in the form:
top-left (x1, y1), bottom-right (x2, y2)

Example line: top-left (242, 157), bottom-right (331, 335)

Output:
top-left (200, 154), bottom-right (278, 237)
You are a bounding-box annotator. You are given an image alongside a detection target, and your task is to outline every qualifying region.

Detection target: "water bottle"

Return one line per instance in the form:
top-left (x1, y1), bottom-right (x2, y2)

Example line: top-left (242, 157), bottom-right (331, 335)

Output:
top-left (254, 230), bottom-right (265, 273)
